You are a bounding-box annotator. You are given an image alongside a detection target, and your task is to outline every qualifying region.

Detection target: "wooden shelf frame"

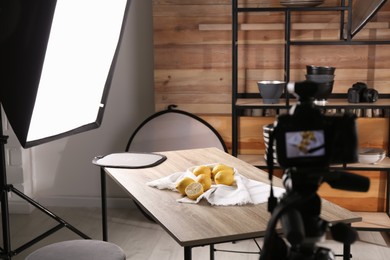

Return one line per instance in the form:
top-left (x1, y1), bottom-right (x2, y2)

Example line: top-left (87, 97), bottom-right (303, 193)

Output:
top-left (236, 98), bottom-right (390, 109)
top-left (231, 0), bottom-right (390, 231)
top-left (231, 0), bottom-right (390, 156)
top-left (238, 155), bottom-right (390, 171)
top-left (352, 212), bottom-right (390, 231)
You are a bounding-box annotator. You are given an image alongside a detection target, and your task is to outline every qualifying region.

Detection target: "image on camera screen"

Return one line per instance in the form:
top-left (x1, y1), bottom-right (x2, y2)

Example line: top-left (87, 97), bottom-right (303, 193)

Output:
top-left (285, 130), bottom-right (325, 158)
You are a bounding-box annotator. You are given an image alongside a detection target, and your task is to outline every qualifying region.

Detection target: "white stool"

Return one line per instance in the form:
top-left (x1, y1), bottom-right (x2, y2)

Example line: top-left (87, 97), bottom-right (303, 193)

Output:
top-left (25, 240), bottom-right (126, 260)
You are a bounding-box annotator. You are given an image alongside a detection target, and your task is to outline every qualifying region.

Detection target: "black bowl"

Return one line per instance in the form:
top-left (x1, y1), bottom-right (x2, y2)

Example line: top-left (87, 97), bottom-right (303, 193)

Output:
top-left (314, 81), bottom-right (334, 100)
top-left (306, 65), bottom-right (336, 75)
top-left (305, 74), bottom-right (335, 83)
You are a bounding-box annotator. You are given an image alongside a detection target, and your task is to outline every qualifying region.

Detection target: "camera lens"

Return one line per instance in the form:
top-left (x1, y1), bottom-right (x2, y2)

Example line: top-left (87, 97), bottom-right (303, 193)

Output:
top-left (361, 88), bottom-right (378, 102)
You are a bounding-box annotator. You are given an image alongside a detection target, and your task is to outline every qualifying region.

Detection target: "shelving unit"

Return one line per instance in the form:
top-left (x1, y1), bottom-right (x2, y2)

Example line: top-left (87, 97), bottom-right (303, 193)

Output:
top-left (231, 0), bottom-right (390, 230)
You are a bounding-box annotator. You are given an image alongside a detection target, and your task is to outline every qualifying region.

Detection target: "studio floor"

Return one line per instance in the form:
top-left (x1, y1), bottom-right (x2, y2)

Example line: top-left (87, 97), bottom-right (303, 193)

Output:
top-left (2, 203), bottom-right (390, 259)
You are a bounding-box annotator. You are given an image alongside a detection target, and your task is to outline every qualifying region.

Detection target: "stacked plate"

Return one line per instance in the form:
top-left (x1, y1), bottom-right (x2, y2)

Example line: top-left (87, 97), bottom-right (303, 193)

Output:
top-left (358, 148), bottom-right (386, 164)
top-left (280, 0), bottom-right (324, 7)
top-left (305, 65), bottom-right (336, 103)
top-left (263, 124), bottom-right (278, 164)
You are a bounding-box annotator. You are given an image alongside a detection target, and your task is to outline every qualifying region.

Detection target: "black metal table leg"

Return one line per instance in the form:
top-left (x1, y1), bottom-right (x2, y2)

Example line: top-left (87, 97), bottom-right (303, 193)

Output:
top-left (184, 246), bottom-right (192, 260)
top-left (210, 244), bottom-right (215, 260)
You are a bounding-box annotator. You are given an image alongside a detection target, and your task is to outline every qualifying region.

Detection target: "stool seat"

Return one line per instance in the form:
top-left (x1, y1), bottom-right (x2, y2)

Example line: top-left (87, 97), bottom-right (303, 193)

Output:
top-left (25, 240), bottom-right (126, 260)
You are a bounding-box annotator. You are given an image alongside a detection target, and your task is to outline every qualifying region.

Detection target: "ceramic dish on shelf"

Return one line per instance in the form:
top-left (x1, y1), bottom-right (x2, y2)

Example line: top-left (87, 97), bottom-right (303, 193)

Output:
top-left (313, 81), bottom-right (334, 101)
top-left (306, 65), bottom-right (336, 75)
top-left (358, 147), bottom-right (386, 164)
top-left (257, 81), bottom-right (285, 104)
top-left (306, 74), bottom-right (335, 83)
top-left (263, 124), bottom-right (277, 163)
top-left (264, 154), bottom-right (278, 164)
top-left (280, 0), bottom-right (324, 7)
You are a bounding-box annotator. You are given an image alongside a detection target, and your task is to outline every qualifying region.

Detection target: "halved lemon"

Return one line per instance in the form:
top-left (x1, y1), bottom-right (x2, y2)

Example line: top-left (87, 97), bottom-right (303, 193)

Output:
top-left (185, 182), bottom-right (204, 200)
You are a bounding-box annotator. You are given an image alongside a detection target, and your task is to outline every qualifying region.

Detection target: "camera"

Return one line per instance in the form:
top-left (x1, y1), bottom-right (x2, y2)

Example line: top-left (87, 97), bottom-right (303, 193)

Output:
top-left (347, 82), bottom-right (378, 103)
top-left (274, 81), bottom-right (358, 169)
top-left (260, 81), bottom-right (370, 260)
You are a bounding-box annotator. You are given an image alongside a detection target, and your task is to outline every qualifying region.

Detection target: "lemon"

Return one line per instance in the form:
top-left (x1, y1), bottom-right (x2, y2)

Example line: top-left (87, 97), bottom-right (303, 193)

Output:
top-left (196, 173), bottom-right (212, 191)
top-left (211, 164), bottom-right (234, 179)
top-left (214, 170), bottom-right (235, 186)
top-left (185, 182), bottom-right (204, 200)
top-left (193, 165), bottom-right (212, 178)
top-left (175, 177), bottom-right (195, 195)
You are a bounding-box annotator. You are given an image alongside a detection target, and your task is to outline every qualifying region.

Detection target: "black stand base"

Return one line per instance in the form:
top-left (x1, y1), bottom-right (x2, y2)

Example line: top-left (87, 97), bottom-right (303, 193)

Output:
top-left (1, 127), bottom-right (90, 259)
top-left (0, 184), bottom-right (90, 259)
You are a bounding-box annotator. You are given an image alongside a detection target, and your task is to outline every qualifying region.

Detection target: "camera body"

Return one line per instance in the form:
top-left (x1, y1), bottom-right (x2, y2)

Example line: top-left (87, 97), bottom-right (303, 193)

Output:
top-left (274, 112), bottom-right (358, 169)
top-left (273, 81), bottom-right (358, 169)
top-left (347, 82), bottom-right (378, 103)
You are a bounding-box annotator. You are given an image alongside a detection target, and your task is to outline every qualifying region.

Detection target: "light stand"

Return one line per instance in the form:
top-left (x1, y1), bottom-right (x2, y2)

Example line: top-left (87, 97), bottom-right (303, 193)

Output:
top-left (0, 111), bottom-right (90, 259)
top-left (0, 1), bottom-right (130, 258)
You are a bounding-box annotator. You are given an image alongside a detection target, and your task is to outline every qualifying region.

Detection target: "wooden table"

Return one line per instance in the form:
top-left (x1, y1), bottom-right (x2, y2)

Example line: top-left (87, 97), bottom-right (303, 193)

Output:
top-left (99, 147), bottom-right (362, 260)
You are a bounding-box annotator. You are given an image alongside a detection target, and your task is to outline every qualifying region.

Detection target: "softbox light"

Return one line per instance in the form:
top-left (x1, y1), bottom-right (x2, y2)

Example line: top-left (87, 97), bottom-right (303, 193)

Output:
top-left (351, 0), bottom-right (387, 38)
top-left (0, 0), bottom-right (129, 148)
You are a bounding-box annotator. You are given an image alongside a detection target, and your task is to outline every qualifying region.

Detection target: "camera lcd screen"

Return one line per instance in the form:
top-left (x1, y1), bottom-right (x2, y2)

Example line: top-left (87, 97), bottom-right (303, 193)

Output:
top-left (285, 130), bottom-right (325, 159)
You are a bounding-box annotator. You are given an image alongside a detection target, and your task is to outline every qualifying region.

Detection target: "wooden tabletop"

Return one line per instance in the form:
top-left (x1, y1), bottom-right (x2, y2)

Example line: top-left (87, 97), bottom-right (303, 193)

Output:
top-left (104, 147), bottom-right (362, 247)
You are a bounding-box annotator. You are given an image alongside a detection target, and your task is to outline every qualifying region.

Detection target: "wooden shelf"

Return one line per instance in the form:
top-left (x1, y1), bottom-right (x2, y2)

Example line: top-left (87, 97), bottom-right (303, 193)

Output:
top-left (236, 98), bottom-right (390, 109)
top-left (238, 154), bottom-right (390, 231)
top-left (231, 0), bottom-right (390, 232)
top-left (238, 154), bottom-right (390, 170)
top-left (352, 212), bottom-right (390, 231)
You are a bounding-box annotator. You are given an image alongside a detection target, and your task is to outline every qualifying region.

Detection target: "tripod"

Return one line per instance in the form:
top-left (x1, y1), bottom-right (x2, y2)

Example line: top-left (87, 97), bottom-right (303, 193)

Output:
top-left (0, 112), bottom-right (90, 259)
top-left (260, 168), bottom-right (365, 260)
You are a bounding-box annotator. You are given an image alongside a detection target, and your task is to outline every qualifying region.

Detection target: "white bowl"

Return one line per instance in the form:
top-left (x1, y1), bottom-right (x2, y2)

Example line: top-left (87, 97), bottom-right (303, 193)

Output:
top-left (358, 148), bottom-right (386, 164)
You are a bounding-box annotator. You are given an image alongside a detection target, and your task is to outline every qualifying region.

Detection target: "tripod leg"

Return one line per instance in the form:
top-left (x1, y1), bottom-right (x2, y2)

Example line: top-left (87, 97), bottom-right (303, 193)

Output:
top-left (1, 187), bottom-right (12, 259)
top-left (1, 132), bottom-right (11, 259)
top-left (10, 186), bottom-right (90, 239)
top-left (0, 114), bottom-right (89, 258)
top-left (343, 242), bottom-right (351, 260)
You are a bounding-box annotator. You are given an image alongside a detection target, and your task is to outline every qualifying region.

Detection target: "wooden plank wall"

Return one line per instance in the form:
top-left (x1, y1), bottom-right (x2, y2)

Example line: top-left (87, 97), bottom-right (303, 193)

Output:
top-left (153, 0), bottom-right (390, 212)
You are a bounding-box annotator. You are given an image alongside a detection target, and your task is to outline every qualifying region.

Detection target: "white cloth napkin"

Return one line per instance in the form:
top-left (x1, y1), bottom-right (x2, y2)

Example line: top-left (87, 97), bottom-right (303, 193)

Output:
top-left (146, 164), bottom-right (285, 206)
